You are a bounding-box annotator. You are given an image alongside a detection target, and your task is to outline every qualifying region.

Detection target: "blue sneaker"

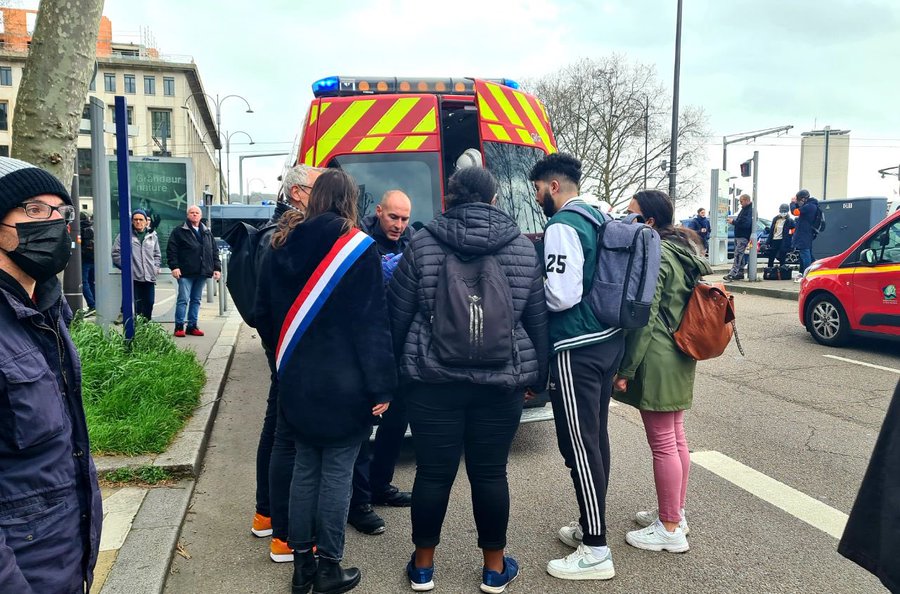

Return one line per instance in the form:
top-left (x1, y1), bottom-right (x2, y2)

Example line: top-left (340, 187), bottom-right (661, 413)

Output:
top-left (481, 556), bottom-right (519, 593)
top-left (406, 553), bottom-right (435, 592)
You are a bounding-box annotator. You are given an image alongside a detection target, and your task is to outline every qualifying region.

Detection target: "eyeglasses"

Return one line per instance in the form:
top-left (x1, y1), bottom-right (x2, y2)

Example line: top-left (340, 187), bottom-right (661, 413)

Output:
top-left (18, 202), bottom-right (76, 222)
top-left (298, 184), bottom-right (313, 194)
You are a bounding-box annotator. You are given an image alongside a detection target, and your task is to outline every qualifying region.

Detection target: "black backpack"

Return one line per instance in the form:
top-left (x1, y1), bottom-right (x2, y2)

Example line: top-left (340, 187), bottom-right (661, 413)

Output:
top-left (813, 206), bottom-right (826, 237)
top-left (223, 221), bottom-right (263, 327)
top-left (431, 252), bottom-right (515, 367)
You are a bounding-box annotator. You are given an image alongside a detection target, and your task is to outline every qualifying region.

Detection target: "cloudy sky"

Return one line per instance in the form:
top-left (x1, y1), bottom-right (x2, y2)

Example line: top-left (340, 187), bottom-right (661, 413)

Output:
top-left (24, 0), bottom-right (900, 214)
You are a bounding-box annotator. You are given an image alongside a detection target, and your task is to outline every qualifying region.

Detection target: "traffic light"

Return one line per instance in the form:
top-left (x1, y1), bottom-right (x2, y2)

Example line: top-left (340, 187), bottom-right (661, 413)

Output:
top-left (740, 159), bottom-right (752, 177)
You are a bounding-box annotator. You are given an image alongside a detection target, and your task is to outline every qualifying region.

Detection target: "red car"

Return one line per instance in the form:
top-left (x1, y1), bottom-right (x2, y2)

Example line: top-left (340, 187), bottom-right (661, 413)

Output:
top-left (799, 209), bottom-right (900, 346)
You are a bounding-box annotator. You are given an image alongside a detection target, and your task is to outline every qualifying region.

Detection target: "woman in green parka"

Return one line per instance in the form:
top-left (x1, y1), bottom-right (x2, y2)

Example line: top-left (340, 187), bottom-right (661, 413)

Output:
top-left (612, 189), bottom-right (711, 554)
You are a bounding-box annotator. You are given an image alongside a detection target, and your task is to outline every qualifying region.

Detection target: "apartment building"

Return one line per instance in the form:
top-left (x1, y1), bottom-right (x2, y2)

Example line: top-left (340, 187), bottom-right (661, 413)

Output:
top-left (0, 8), bottom-right (221, 211)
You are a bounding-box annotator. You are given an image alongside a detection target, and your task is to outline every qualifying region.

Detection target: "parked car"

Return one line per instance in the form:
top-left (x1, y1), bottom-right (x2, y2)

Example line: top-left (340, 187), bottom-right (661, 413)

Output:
top-left (681, 216), bottom-right (771, 258)
top-left (798, 209), bottom-right (900, 346)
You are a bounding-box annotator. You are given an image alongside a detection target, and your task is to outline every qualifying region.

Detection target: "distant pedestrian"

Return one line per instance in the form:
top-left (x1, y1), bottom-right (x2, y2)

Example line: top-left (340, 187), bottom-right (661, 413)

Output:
top-left (766, 204), bottom-right (794, 269)
top-left (388, 166), bottom-right (548, 593)
top-left (724, 194), bottom-right (752, 281)
top-left (112, 209), bottom-right (161, 320)
top-left (613, 189), bottom-right (711, 554)
top-left (166, 204), bottom-right (221, 337)
top-left (80, 210), bottom-right (96, 313)
top-left (0, 157), bottom-right (101, 593)
top-left (254, 168), bottom-right (396, 594)
top-left (791, 189), bottom-right (820, 273)
top-left (687, 207), bottom-right (710, 254)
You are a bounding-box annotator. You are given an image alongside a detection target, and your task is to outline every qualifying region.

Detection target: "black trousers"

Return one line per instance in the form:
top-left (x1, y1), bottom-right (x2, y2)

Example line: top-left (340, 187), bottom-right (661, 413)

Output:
top-left (369, 386), bottom-right (408, 494)
top-left (549, 335), bottom-right (624, 547)
top-left (767, 239), bottom-right (789, 268)
top-left (133, 281), bottom-right (155, 320)
top-left (408, 381), bottom-right (523, 550)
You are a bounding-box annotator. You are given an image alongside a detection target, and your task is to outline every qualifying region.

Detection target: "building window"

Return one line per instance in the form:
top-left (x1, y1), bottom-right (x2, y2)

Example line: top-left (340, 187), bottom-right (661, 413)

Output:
top-left (150, 109), bottom-right (172, 138)
top-left (144, 76), bottom-right (155, 95)
top-left (109, 105), bottom-right (134, 125)
top-left (0, 146), bottom-right (8, 158)
top-left (0, 102), bottom-right (8, 131)
top-left (77, 148), bottom-right (93, 197)
top-left (123, 74), bottom-right (136, 94)
top-left (104, 73), bottom-right (116, 92)
top-left (163, 77), bottom-right (175, 97)
top-left (80, 104), bottom-right (91, 135)
top-left (0, 67), bottom-right (11, 86)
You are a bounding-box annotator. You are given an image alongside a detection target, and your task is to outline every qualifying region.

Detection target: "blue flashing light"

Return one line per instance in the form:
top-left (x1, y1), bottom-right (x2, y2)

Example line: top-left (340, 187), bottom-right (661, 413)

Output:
top-left (312, 76), bottom-right (340, 96)
top-left (501, 78), bottom-right (521, 90)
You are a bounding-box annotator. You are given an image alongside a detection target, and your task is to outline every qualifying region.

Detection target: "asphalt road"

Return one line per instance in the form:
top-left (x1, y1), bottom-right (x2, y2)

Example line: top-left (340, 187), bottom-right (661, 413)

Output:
top-left (165, 294), bottom-right (898, 594)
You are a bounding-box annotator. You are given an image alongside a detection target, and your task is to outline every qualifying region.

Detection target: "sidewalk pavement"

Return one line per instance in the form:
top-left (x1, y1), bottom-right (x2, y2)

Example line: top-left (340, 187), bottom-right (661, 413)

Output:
top-left (91, 294), bottom-right (243, 594)
top-left (709, 262), bottom-right (801, 300)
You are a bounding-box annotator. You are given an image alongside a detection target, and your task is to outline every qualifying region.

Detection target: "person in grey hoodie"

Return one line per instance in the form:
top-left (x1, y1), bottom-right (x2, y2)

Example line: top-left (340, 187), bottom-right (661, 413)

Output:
top-left (112, 209), bottom-right (161, 320)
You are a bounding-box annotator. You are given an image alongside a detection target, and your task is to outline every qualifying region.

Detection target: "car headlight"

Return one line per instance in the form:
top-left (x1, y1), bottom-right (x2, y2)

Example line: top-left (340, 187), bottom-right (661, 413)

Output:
top-left (802, 261), bottom-right (822, 278)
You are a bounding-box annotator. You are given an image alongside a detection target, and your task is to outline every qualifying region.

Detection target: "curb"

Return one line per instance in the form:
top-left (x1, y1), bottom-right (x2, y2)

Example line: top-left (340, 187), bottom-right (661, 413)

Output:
top-left (726, 282), bottom-right (800, 301)
top-left (94, 311), bottom-right (243, 478)
top-left (98, 479), bottom-right (195, 594)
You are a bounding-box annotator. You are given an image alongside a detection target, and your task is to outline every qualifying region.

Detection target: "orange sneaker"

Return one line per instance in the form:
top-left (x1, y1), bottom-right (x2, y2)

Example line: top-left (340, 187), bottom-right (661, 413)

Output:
top-left (270, 537), bottom-right (294, 563)
top-left (251, 513), bottom-right (272, 537)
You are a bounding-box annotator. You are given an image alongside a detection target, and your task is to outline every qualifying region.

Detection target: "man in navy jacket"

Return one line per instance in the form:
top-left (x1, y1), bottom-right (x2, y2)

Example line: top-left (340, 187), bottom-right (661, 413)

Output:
top-left (790, 189), bottom-right (820, 273)
top-left (724, 194), bottom-right (753, 281)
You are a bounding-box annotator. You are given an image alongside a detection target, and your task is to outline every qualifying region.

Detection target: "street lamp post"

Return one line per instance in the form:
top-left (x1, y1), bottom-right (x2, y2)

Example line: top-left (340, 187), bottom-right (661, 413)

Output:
top-left (246, 177), bottom-right (266, 200)
top-left (668, 0), bottom-right (683, 200)
top-left (223, 130), bottom-right (255, 203)
top-left (182, 93), bottom-right (254, 204)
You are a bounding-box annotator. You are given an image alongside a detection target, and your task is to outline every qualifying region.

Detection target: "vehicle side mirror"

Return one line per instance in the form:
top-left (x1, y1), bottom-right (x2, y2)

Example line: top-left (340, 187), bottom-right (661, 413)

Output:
top-left (860, 249), bottom-right (877, 266)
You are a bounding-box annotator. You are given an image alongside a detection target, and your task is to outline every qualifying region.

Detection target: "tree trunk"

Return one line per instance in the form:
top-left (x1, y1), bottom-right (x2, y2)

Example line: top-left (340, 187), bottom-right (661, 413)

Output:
top-left (11, 0), bottom-right (105, 184)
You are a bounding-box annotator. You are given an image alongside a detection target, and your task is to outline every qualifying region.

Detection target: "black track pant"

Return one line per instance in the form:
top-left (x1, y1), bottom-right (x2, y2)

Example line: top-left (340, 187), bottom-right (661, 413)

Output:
top-left (549, 335), bottom-right (624, 547)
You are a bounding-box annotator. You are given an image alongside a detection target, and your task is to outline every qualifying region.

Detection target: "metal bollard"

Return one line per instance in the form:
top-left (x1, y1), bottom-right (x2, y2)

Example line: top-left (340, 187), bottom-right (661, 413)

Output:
top-left (218, 251), bottom-right (228, 316)
top-left (206, 278), bottom-right (215, 303)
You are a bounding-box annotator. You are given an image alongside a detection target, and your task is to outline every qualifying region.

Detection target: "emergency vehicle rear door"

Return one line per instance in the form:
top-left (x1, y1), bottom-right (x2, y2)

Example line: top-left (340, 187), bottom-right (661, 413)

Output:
top-left (473, 79), bottom-right (557, 154)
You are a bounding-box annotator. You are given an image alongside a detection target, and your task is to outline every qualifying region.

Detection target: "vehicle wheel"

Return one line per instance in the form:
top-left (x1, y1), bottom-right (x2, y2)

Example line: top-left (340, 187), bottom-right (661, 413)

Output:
top-left (806, 294), bottom-right (851, 347)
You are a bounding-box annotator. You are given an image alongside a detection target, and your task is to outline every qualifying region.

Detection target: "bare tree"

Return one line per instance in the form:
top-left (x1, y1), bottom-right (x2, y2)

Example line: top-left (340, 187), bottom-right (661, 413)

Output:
top-left (12, 0), bottom-right (105, 184)
top-left (526, 55), bottom-right (709, 209)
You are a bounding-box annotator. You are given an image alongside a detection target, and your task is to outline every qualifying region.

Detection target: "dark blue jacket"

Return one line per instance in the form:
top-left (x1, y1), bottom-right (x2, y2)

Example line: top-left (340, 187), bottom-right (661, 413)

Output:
top-left (165, 220), bottom-right (221, 278)
top-left (790, 198), bottom-right (819, 250)
top-left (687, 216), bottom-right (710, 245)
top-left (253, 212), bottom-right (397, 447)
top-left (732, 204), bottom-right (753, 240)
top-left (0, 271), bottom-right (101, 594)
top-left (361, 213), bottom-right (412, 257)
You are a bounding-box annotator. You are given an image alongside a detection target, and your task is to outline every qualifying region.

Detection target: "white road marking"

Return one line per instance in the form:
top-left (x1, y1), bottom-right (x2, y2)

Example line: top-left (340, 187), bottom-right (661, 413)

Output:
top-left (99, 488), bottom-right (148, 551)
top-left (822, 354), bottom-right (900, 375)
top-left (690, 450), bottom-right (848, 539)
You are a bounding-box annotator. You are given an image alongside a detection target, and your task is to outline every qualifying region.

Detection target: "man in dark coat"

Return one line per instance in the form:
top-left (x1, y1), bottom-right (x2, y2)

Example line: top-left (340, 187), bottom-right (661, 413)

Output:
top-left (360, 190), bottom-right (412, 257)
top-left (790, 189), bottom-right (820, 273)
top-left (166, 204), bottom-right (221, 337)
top-left (686, 208), bottom-right (710, 253)
top-left (838, 379), bottom-right (900, 593)
top-left (0, 157), bottom-right (102, 593)
top-left (724, 194), bottom-right (753, 281)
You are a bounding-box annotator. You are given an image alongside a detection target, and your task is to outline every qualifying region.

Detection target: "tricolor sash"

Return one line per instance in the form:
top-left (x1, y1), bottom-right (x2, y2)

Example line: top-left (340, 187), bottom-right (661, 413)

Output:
top-left (275, 228), bottom-right (374, 375)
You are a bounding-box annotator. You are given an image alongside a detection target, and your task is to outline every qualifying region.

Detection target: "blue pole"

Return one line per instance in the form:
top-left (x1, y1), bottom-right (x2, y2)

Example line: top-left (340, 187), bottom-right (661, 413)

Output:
top-left (114, 96), bottom-right (135, 341)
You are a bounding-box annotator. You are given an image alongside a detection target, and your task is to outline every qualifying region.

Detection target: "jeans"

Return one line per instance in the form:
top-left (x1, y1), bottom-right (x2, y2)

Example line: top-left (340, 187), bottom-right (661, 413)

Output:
top-left (407, 381), bottom-right (523, 550)
top-left (175, 276), bottom-right (205, 328)
top-left (640, 410), bottom-right (690, 524)
top-left (133, 281), bottom-right (155, 320)
top-left (288, 439), bottom-right (361, 562)
top-left (369, 387), bottom-right (408, 494)
top-left (729, 237), bottom-right (750, 277)
top-left (798, 248), bottom-right (813, 273)
top-left (81, 262), bottom-right (95, 309)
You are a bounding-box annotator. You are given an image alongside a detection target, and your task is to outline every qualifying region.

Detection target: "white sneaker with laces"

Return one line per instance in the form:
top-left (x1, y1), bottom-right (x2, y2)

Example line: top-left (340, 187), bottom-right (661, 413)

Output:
top-left (557, 521), bottom-right (583, 548)
top-left (634, 509), bottom-right (690, 535)
top-left (626, 519), bottom-right (690, 553)
top-left (546, 543), bottom-right (615, 580)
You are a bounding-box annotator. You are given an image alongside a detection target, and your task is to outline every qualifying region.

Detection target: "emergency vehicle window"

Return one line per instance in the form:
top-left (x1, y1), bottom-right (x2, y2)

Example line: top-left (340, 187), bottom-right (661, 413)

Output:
top-left (863, 221), bottom-right (900, 263)
top-left (329, 152), bottom-right (442, 229)
top-left (482, 141), bottom-right (547, 234)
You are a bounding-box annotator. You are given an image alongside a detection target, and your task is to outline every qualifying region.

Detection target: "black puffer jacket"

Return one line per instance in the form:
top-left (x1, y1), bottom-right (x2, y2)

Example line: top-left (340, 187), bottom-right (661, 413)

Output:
top-left (388, 202), bottom-right (549, 390)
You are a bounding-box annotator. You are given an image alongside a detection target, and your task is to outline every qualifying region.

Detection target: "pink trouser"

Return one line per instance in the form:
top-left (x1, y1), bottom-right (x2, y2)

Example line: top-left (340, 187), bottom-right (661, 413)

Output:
top-left (640, 410), bottom-right (690, 523)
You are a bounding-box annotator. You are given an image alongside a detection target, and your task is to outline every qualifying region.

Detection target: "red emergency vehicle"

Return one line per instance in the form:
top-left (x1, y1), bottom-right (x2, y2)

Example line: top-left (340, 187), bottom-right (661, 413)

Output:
top-left (799, 209), bottom-right (900, 346)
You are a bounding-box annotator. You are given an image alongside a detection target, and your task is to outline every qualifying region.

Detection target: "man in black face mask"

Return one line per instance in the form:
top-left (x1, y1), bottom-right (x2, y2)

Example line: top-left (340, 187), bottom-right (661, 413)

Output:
top-left (0, 157), bottom-right (102, 593)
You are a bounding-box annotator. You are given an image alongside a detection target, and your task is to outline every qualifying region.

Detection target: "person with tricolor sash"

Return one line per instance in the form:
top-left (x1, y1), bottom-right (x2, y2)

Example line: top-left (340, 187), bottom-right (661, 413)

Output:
top-left (254, 168), bottom-right (397, 594)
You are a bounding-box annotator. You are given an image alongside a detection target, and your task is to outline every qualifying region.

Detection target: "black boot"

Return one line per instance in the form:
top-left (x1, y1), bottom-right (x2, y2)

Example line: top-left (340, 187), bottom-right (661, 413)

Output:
top-left (312, 558), bottom-right (361, 594)
top-left (292, 550), bottom-right (317, 594)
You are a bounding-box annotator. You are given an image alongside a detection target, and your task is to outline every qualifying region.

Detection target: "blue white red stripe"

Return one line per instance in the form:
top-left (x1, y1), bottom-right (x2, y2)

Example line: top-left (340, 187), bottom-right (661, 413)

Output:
top-left (275, 228), bottom-right (374, 375)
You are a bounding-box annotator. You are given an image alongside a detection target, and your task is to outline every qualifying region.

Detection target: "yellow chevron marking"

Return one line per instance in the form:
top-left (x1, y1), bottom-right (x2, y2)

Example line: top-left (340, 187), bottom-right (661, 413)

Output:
top-left (806, 264), bottom-right (900, 278)
top-left (515, 92), bottom-right (553, 150)
top-left (353, 136), bottom-right (385, 153)
top-left (486, 83), bottom-right (524, 127)
top-left (412, 108), bottom-right (437, 133)
top-left (308, 104), bottom-right (320, 127)
top-left (488, 124), bottom-right (511, 141)
top-left (396, 135), bottom-right (429, 151)
top-left (303, 147), bottom-right (315, 166)
top-left (367, 97), bottom-right (420, 136)
top-left (314, 100), bottom-right (376, 166)
top-left (477, 94), bottom-right (498, 122)
top-left (517, 127), bottom-right (536, 144)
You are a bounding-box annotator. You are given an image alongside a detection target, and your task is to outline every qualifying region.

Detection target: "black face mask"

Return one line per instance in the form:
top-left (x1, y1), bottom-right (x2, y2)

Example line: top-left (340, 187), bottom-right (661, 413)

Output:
top-left (2, 219), bottom-right (72, 282)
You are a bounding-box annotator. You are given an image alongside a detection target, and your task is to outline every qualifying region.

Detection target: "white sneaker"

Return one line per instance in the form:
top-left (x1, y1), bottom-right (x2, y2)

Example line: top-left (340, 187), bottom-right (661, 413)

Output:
top-left (626, 519), bottom-right (690, 553)
top-left (557, 521), bottom-right (583, 548)
top-left (634, 509), bottom-right (690, 535)
top-left (546, 544), bottom-right (615, 581)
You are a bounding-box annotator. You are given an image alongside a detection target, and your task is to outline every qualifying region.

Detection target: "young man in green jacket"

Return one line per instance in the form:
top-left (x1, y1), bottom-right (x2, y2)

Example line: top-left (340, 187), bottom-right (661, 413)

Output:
top-left (530, 153), bottom-right (623, 581)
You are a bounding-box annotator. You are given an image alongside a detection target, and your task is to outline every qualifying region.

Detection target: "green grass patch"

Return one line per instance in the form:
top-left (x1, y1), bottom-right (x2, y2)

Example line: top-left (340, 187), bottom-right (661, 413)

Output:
top-left (102, 465), bottom-right (173, 486)
top-left (72, 320), bottom-right (206, 456)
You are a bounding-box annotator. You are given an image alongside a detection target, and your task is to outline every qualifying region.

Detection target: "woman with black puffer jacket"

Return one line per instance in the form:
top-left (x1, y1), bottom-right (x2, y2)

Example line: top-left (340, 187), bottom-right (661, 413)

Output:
top-left (388, 166), bottom-right (549, 594)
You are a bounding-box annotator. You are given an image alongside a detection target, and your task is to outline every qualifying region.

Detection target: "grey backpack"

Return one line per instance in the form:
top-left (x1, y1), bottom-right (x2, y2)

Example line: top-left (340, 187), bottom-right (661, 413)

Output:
top-left (562, 204), bottom-right (662, 329)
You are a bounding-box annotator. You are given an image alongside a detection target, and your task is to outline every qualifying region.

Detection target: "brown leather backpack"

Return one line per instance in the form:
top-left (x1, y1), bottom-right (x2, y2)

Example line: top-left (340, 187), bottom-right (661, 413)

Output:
top-left (662, 281), bottom-right (742, 361)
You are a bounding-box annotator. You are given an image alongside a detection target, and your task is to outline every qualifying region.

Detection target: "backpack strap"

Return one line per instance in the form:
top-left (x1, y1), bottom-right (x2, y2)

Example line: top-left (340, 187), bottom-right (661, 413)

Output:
top-left (560, 202), bottom-right (613, 228)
